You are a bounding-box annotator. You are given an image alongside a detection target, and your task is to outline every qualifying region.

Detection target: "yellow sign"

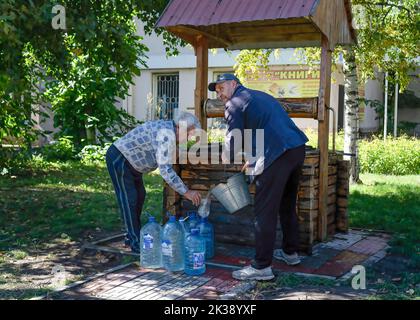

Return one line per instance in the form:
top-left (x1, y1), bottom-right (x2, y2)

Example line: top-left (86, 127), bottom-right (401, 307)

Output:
top-left (243, 65), bottom-right (320, 98)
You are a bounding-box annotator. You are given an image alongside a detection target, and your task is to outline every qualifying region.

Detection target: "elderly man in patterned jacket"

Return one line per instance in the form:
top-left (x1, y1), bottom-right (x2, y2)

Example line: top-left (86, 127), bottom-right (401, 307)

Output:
top-left (106, 112), bottom-right (202, 253)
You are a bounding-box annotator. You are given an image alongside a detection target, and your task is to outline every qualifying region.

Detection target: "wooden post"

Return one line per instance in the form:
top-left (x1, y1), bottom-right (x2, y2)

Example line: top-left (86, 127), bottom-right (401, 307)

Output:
top-left (194, 35), bottom-right (208, 130)
top-left (317, 35), bottom-right (332, 241)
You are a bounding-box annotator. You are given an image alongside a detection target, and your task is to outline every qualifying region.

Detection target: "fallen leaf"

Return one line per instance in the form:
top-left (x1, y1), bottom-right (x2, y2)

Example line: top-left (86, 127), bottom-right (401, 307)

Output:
top-left (392, 277), bottom-right (402, 282)
top-left (406, 289), bottom-right (415, 295)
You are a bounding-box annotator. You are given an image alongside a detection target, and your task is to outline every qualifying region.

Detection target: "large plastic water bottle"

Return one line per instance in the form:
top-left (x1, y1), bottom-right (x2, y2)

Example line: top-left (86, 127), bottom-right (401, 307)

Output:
top-left (187, 211), bottom-right (199, 231)
top-left (140, 216), bottom-right (162, 269)
top-left (184, 228), bottom-right (206, 276)
top-left (179, 216), bottom-right (190, 238)
top-left (161, 215), bottom-right (185, 272)
top-left (198, 217), bottom-right (214, 259)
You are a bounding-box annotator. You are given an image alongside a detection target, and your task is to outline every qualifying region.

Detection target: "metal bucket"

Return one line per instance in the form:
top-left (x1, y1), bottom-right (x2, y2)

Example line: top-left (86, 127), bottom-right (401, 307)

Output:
top-left (211, 173), bottom-right (252, 214)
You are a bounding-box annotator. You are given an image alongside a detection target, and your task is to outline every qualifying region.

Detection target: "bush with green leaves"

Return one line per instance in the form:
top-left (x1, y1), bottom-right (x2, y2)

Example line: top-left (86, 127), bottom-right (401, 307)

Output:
top-left (304, 130), bottom-right (419, 175)
top-left (304, 128), bottom-right (345, 151)
top-left (78, 143), bottom-right (111, 165)
top-left (41, 136), bottom-right (76, 161)
top-left (359, 136), bottom-right (420, 175)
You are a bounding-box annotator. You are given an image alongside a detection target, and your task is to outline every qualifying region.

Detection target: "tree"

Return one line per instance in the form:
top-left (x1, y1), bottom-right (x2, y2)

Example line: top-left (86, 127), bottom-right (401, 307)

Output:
top-left (353, 0), bottom-right (419, 90)
top-left (343, 47), bottom-right (360, 183)
top-left (0, 0), bottom-right (179, 148)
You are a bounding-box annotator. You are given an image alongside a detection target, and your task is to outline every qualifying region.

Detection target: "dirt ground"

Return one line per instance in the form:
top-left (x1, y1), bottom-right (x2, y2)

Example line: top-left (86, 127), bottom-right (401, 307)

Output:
top-left (0, 231), bottom-right (135, 300)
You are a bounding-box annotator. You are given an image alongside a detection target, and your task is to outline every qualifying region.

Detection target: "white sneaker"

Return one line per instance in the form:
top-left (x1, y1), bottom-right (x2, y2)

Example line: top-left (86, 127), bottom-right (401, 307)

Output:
top-left (273, 249), bottom-right (301, 266)
top-left (232, 265), bottom-right (275, 281)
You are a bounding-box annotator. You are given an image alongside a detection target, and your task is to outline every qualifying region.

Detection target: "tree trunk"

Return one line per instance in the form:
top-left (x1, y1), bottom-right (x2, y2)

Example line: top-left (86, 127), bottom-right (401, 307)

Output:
top-left (85, 123), bottom-right (96, 145)
top-left (343, 47), bottom-right (360, 184)
top-left (85, 106), bottom-right (96, 145)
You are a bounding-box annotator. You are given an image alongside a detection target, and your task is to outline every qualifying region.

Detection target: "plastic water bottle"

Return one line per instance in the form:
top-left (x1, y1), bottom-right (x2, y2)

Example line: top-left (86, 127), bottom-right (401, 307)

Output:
top-left (140, 216), bottom-right (162, 269)
top-left (187, 211), bottom-right (199, 231)
top-left (161, 215), bottom-right (185, 272)
top-left (184, 228), bottom-right (206, 276)
top-left (179, 216), bottom-right (190, 238)
top-left (198, 217), bottom-right (214, 259)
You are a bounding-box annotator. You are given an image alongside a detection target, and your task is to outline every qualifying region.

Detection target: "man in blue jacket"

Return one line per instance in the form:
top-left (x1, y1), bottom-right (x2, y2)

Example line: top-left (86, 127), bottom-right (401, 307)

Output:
top-left (209, 74), bottom-right (309, 281)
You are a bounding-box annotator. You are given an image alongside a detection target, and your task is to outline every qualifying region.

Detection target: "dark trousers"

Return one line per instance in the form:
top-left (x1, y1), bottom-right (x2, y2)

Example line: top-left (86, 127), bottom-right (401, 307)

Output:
top-left (105, 144), bottom-right (146, 251)
top-left (253, 145), bottom-right (305, 269)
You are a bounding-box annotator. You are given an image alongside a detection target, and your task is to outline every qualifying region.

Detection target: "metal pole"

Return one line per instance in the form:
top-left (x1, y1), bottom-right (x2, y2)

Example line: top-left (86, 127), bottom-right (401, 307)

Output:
top-left (394, 82), bottom-right (399, 137)
top-left (384, 72), bottom-right (388, 140)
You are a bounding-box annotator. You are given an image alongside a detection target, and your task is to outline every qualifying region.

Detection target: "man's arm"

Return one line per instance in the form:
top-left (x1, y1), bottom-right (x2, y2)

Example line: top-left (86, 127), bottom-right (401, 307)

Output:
top-left (158, 164), bottom-right (188, 195)
top-left (159, 164), bottom-right (201, 206)
top-left (224, 99), bottom-right (245, 163)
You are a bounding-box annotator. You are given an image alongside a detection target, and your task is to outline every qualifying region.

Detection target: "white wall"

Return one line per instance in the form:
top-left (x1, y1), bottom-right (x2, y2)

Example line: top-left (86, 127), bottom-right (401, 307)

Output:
top-left (360, 72), bottom-right (383, 133)
top-left (399, 108), bottom-right (420, 123)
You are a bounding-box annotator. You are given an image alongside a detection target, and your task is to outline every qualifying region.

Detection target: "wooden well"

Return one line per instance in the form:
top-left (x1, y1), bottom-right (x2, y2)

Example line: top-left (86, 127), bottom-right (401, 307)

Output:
top-left (157, 0), bottom-right (355, 253)
top-left (163, 145), bottom-right (349, 255)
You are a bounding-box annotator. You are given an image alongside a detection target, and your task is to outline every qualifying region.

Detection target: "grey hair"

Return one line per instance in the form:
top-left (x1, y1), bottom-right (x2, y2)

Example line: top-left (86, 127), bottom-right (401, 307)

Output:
top-left (174, 111), bottom-right (201, 129)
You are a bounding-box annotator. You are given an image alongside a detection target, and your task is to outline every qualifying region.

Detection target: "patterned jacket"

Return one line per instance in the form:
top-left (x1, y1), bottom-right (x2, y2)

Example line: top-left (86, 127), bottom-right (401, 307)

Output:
top-left (114, 120), bottom-right (188, 195)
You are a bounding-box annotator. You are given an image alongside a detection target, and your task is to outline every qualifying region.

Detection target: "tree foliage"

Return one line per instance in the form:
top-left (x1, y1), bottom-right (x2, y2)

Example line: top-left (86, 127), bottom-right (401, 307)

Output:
top-left (233, 0), bottom-right (420, 90)
top-left (0, 0), bottom-right (178, 147)
top-left (353, 0), bottom-right (419, 89)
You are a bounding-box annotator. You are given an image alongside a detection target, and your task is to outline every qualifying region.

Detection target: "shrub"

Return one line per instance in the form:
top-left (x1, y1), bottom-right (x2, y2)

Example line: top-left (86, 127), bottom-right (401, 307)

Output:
top-left (41, 136), bottom-right (76, 161)
top-left (359, 135), bottom-right (420, 175)
top-left (304, 129), bottom-right (419, 175)
top-left (304, 128), bottom-right (345, 151)
top-left (78, 143), bottom-right (111, 164)
top-left (208, 128), bottom-right (225, 143)
top-left (0, 148), bottom-right (55, 176)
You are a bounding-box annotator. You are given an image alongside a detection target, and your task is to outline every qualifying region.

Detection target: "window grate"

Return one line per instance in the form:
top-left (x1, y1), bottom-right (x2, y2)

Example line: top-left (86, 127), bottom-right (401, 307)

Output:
top-left (155, 74), bottom-right (179, 120)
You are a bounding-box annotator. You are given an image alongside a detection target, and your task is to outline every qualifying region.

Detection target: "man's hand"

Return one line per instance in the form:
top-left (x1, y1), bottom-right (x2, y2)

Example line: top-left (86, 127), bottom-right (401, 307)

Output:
top-left (241, 161), bottom-right (250, 173)
top-left (221, 150), bottom-right (230, 164)
top-left (184, 190), bottom-right (201, 206)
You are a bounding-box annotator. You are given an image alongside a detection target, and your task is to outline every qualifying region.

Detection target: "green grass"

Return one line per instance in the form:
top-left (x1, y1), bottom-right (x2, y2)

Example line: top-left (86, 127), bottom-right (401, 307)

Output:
top-left (366, 271), bottom-right (420, 300)
top-left (0, 160), bottom-right (164, 250)
top-left (349, 174), bottom-right (420, 266)
top-left (7, 250), bottom-right (28, 260)
top-left (274, 273), bottom-right (336, 288)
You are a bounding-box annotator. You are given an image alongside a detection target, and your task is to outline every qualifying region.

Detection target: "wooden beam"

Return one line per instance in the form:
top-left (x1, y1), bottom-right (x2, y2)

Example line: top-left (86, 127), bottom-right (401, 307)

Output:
top-left (317, 35), bottom-right (332, 241)
top-left (194, 35), bottom-right (208, 131)
top-left (204, 97), bottom-right (318, 119)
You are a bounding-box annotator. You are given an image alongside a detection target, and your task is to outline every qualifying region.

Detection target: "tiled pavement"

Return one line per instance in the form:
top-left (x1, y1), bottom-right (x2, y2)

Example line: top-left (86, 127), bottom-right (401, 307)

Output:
top-left (44, 229), bottom-right (391, 300)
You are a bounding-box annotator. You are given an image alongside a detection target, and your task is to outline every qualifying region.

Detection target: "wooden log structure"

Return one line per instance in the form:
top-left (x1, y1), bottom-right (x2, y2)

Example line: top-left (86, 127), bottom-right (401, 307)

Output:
top-left (163, 145), bottom-right (350, 255)
top-left (336, 159), bottom-right (350, 232)
top-left (205, 97), bottom-right (319, 119)
top-left (317, 35), bottom-right (332, 241)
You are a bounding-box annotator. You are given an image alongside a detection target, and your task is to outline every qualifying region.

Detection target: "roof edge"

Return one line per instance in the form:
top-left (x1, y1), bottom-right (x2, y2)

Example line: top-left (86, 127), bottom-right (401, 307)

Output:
top-left (155, 0), bottom-right (176, 29)
top-left (309, 0), bottom-right (321, 16)
top-left (344, 0), bottom-right (358, 43)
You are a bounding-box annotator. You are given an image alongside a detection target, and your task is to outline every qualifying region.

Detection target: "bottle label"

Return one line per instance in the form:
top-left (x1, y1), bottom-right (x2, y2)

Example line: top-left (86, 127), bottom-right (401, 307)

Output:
top-left (143, 234), bottom-right (153, 250)
top-left (193, 252), bottom-right (205, 269)
top-left (162, 240), bottom-right (173, 257)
